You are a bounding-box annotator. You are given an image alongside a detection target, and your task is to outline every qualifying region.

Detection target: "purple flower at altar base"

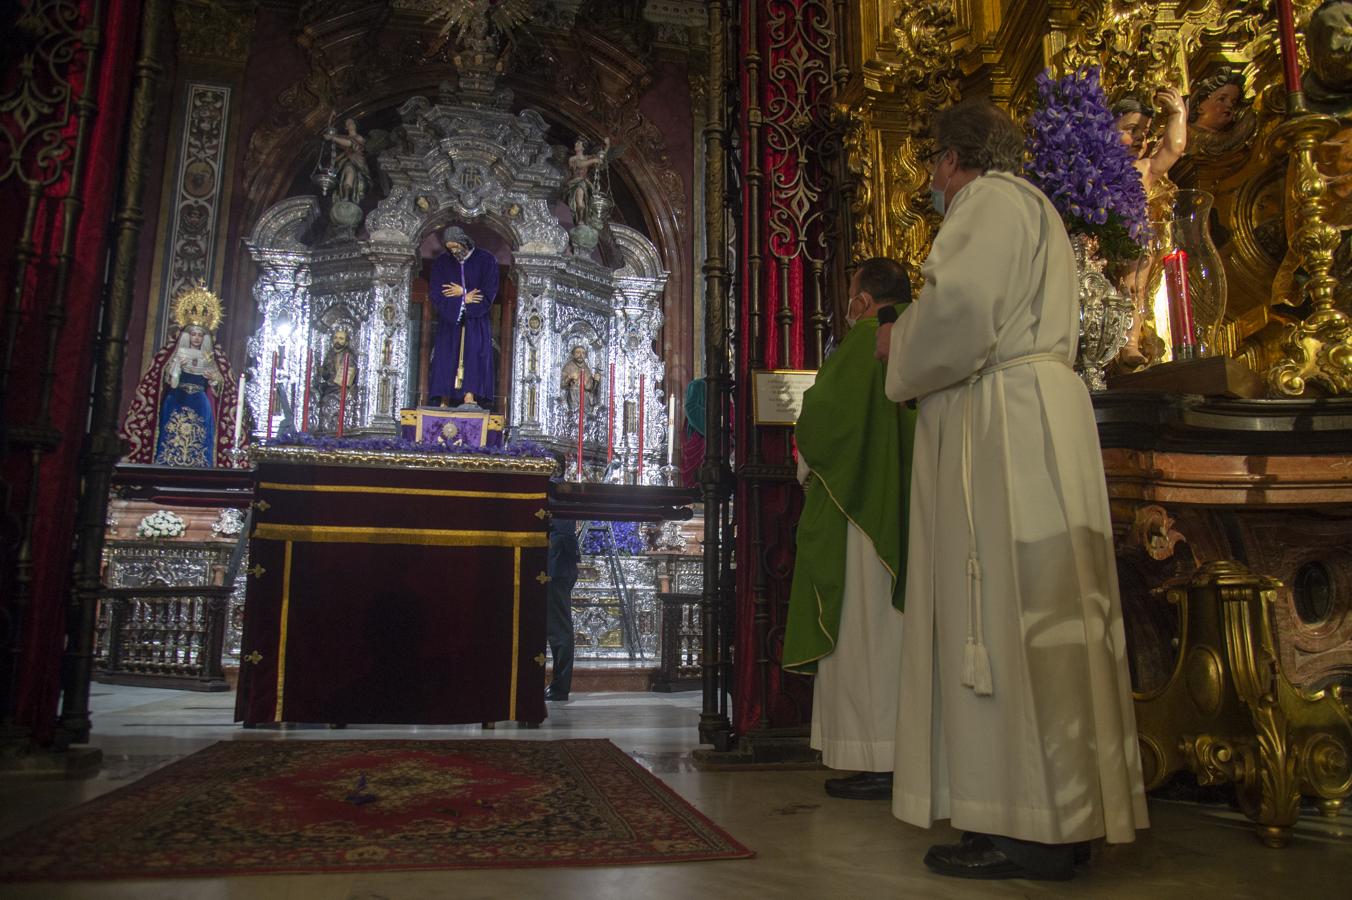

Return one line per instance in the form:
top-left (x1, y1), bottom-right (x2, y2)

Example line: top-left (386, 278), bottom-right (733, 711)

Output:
top-left (1024, 67), bottom-right (1149, 260)
top-left (580, 520), bottom-right (647, 556)
top-left (270, 431), bottom-right (553, 459)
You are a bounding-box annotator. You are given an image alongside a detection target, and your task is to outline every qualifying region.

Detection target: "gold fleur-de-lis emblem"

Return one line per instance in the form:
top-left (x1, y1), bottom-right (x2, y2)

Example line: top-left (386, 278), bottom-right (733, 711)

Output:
top-left (534, 508), bottom-right (550, 520)
top-left (533, 653), bottom-right (546, 666)
top-left (535, 572), bottom-right (550, 584)
top-left (252, 499), bottom-right (271, 512)
top-left (247, 564), bottom-right (266, 578)
top-left (245, 651), bottom-right (263, 664)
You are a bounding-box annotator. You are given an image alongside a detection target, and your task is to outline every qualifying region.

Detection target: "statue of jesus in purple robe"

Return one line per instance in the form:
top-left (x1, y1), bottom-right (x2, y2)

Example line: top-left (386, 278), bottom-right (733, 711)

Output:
top-left (429, 226), bottom-right (499, 408)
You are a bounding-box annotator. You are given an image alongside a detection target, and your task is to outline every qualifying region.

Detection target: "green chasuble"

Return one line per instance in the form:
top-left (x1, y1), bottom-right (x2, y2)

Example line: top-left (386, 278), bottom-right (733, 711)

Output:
top-left (782, 314), bottom-right (916, 674)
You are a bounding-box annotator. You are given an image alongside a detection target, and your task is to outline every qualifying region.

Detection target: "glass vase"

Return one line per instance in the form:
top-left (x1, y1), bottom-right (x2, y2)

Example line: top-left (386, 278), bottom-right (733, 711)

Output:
top-left (1148, 189), bottom-right (1228, 359)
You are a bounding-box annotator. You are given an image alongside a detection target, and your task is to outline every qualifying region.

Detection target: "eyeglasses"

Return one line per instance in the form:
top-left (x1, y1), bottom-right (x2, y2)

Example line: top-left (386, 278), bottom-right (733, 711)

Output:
top-left (922, 146), bottom-right (949, 171)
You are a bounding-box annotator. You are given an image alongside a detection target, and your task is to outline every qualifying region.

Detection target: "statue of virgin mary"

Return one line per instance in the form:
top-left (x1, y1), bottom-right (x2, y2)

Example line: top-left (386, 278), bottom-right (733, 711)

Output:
top-left (121, 286), bottom-right (244, 467)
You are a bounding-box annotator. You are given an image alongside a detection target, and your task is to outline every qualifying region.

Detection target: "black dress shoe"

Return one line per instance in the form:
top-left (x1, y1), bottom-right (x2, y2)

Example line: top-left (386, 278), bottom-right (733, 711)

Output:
top-left (924, 834), bottom-right (1072, 881)
top-left (963, 832), bottom-right (1089, 866)
top-left (823, 771), bottom-right (893, 800)
top-left (543, 689), bottom-right (569, 701)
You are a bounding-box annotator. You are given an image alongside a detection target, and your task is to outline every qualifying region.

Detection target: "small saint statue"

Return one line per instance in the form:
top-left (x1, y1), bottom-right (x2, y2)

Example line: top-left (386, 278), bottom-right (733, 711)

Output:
top-left (319, 328), bottom-right (358, 392)
top-left (316, 328), bottom-right (357, 433)
top-left (561, 345), bottom-right (599, 408)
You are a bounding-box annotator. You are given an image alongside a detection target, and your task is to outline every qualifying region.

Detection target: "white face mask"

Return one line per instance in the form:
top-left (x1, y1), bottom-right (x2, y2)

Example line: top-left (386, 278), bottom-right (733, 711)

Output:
top-left (930, 165), bottom-right (950, 217)
top-left (844, 293), bottom-right (867, 329)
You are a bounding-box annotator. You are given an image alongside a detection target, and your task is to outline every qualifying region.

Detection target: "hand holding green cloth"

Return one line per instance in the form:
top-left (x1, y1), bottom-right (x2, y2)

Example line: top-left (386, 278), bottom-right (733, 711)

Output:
top-left (782, 314), bottom-right (916, 674)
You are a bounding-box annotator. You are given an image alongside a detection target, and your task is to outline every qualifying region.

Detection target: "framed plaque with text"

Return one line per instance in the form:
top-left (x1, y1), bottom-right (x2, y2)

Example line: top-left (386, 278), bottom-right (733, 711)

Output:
top-left (751, 369), bottom-right (818, 426)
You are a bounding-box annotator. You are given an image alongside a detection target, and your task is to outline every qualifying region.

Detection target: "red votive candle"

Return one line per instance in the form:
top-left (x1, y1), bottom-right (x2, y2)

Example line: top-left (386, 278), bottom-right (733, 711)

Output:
top-left (266, 351), bottom-right (278, 440)
top-left (637, 374), bottom-right (645, 483)
top-left (1163, 249), bottom-right (1196, 360)
top-left (1276, 0), bottom-right (1302, 96)
top-left (337, 352), bottom-right (350, 437)
top-left (606, 363), bottom-right (615, 465)
top-left (577, 378), bottom-right (585, 482)
top-left (301, 349), bottom-right (312, 432)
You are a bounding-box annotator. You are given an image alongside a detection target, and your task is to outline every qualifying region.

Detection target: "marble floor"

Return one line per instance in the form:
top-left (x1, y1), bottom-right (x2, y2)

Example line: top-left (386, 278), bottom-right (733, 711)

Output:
top-left (1, 685), bottom-right (1349, 899)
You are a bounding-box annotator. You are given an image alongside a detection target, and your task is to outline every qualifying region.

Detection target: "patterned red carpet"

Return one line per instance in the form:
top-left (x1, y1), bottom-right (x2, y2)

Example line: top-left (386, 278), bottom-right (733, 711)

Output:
top-left (0, 739), bottom-right (753, 881)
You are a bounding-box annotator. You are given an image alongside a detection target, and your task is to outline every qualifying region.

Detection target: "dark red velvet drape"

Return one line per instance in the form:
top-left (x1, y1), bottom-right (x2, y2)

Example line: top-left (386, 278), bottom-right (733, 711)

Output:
top-left (0, 0), bottom-right (144, 741)
top-left (731, 0), bottom-right (833, 734)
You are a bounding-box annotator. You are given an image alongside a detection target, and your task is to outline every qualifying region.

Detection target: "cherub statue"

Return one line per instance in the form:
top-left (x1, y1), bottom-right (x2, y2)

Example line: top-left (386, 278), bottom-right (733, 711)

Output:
top-left (1185, 69), bottom-right (1256, 160)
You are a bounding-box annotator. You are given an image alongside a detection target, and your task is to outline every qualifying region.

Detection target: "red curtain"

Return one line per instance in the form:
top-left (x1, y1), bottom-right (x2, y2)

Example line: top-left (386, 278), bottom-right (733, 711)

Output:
top-left (731, 0), bottom-right (834, 734)
top-left (0, 0), bottom-right (144, 741)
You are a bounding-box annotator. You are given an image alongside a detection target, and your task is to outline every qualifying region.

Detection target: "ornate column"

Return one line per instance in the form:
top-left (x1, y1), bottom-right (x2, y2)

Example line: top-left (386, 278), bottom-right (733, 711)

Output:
top-left (140, 0), bottom-right (257, 361)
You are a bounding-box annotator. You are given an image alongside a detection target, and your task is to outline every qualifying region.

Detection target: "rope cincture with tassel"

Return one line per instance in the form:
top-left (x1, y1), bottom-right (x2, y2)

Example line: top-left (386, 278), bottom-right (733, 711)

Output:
top-left (961, 371), bottom-right (994, 697)
top-left (454, 323), bottom-right (466, 391)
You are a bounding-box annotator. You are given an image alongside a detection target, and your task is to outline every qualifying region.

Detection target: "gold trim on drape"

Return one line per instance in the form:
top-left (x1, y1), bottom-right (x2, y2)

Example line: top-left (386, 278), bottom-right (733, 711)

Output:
top-left (252, 523), bottom-right (548, 548)
top-left (256, 481), bottom-right (547, 501)
top-left (275, 541), bottom-right (292, 722)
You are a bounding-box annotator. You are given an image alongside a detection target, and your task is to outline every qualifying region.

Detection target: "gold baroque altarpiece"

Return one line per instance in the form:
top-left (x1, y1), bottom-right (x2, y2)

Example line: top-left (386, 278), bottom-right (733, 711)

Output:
top-left (839, 1), bottom-right (1352, 842)
top-left (839, 1), bottom-right (1352, 391)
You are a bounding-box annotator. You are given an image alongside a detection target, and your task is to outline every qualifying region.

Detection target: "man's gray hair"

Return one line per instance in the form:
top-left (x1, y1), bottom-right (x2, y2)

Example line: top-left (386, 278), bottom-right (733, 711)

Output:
top-left (932, 99), bottom-right (1026, 174)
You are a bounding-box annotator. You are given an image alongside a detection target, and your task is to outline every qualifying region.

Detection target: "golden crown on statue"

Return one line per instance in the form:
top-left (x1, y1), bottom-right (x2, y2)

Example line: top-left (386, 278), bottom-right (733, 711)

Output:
top-left (171, 283), bottom-right (224, 333)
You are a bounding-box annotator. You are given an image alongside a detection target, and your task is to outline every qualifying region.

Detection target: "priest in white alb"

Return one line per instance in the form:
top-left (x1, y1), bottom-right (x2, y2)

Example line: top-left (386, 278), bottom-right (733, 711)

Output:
top-left (874, 99), bottom-right (1148, 881)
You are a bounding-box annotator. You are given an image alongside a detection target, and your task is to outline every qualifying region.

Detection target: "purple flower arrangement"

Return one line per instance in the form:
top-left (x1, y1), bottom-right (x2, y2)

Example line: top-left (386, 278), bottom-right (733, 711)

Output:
top-left (580, 520), bottom-right (648, 556)
top-left (271, 431), bottom-right (553, 459)
top-left (1025, 67), bottom-right (1149, 261)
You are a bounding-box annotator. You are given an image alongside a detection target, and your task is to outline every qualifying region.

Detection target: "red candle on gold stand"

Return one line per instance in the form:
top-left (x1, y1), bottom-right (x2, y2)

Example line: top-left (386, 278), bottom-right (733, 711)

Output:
top-left (266, 351), bottom-right (278, 440)
top-left (606, 363), bottom-right (615, 465)
top-left (1163, 249), bottom-right (1196, 360)
top-left (576, 377), bottom-right (585, 482)
top-left (337, 353), bottom-right (350, 438)
top-left (637, 373), bottom-right (646, 483)
top-left (301, 349), bottom-right (313, 432)
top-left (1276, 0), bottom-right (1303, 97)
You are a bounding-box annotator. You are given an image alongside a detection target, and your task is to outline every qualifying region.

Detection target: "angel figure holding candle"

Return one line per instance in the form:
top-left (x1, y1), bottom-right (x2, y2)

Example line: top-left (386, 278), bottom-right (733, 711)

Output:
top-left (121, 286), bottom-right (243, 467)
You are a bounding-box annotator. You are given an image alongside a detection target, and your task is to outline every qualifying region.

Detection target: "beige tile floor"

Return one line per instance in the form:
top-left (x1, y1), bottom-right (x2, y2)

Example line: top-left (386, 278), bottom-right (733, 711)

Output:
top-left (1, 684), bottom-right (1349, 899)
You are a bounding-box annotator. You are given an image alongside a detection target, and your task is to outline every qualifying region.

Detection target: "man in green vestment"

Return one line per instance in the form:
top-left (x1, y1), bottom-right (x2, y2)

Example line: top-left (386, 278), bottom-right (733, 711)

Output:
top-left (784, 257), bottom-right (916, 801)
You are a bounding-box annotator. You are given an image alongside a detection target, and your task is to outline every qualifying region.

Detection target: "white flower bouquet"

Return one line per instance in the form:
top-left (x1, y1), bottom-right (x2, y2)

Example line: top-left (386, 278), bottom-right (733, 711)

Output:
top-left (136, 509), bottom-right (187, 540)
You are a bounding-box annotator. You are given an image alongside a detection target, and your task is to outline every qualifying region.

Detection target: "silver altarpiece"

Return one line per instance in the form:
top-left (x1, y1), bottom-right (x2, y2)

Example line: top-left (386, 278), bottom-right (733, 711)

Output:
top-left (243, 85), bottom-right (673, 480)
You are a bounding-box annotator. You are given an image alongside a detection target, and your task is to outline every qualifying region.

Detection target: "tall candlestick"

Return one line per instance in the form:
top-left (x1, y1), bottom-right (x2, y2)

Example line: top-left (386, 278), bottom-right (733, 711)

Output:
top-left (301, 349), bottom-right (312, 432)
top-left (577, 377), bottom-right (585, 482)
top-left (666, 393), bottom-right (676, 466)
top-left (1276, 0), bottom-right (1302, 97)
top-left (233, 373), bottom-right (246, 454)
top-left (266, 351), bottom-right (278, 440)
top-left (337, 352), bottom-right (350, 437)
top-left (637, 373), bottom-right (645, 483)
top-left (607, 363), bottom-right (615, 465)
top-left (1163, 249), bottom-right (1196, 360)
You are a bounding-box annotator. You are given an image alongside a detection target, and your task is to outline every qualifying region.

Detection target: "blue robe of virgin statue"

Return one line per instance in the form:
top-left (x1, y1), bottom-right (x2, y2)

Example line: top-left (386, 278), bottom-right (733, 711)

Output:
top-left (429, 248), bottom-right (499, 404)
top-left (155, 371), bottom-right (216, 467)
